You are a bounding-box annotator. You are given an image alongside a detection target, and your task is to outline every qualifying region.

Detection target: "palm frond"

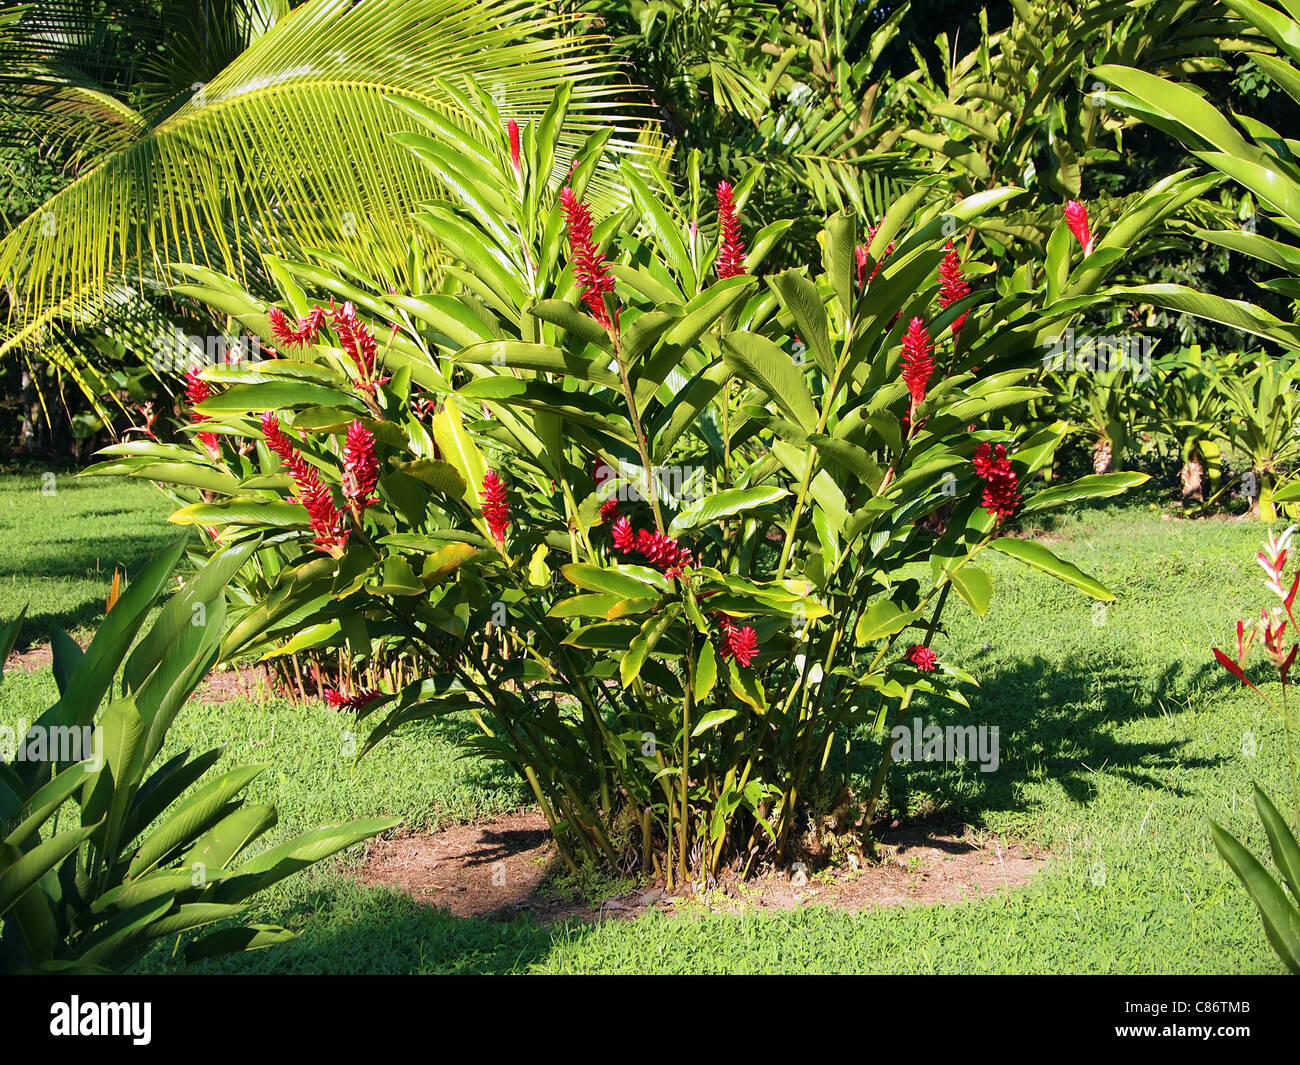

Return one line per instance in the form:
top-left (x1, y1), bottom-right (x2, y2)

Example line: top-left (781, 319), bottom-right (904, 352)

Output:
top-left (0, 0), bottom-right (656, 360)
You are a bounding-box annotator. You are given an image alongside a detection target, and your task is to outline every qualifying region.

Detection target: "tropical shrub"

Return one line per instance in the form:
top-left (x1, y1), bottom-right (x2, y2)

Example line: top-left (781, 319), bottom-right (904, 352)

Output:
top-left (0, 540), bottom-right (398, 973)
top-left (88, 87), bottom-right (1214, 887)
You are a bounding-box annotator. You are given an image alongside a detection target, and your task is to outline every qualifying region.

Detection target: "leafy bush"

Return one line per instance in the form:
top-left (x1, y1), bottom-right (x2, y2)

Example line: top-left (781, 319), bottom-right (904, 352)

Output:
top-left (0, 540), bottom-right (397, 973)
top-left (88, 87), bottom-right (1205, 887)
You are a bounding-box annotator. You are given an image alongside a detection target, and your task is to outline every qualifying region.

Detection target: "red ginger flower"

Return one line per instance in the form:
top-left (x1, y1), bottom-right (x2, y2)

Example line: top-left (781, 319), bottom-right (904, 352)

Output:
top-left (717, 615), bottom-right (759, 668)
top-left (482, 470), bottom-right (510, 544)
top-left (268, 305), bottom-right (326, 347)
top-left (972, 442), bottom-right (1021, 520)
top-left (508, 119), bottom-right (521, 174)
top-left (715, 180), bottom-right (747, 280)
top-left (855, 220), bottom-right (895, 289)
top-left (611, 515), bottom-right (636, 552)
top-left (611, 519), bottom-right (692, 577)
top-left (184, 368), bottom-right (221, 458)
top-left (634, 528), bottom-right (694, 578)
top-left (908, 644), bottom-right (938, 672)
top-left (901, 318), bottom-right (934, 406)
top-left (937, 241), bottom-right (970, 339)
top-left (343, 419), bottom-right (379, 510)
top-left (600, 497), bottom-right (620, 523)
top-left (1064, 200), bottom-right (1094, 256)
top-left (328, 300), bottom-right (378, 382)
top-left (260, 412), bottom-right (348, 553)
top-left (324, 687), bottom-right (383, 712)
top-left (561, 187), bottom-right (617, 330)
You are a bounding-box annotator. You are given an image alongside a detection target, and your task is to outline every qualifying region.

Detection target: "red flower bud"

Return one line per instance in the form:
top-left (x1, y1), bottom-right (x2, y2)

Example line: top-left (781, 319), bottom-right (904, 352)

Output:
top-left (508, 119), bottom-right (522, 174)
top-left (1064, 200), bottom-right (1094, 256)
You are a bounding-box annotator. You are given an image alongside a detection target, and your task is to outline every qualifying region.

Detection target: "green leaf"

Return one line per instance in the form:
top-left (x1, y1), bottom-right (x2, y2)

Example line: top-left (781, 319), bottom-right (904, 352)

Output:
top-left (949, 565), bottom-right (993, 617)
top-left (1021, 473), bottom-right (1149, 514)
top-left (693, 641), bottom-right (718, 702)
top-left (855, 600), bottom-right (922, 644)
top-left (669, 486), bottom-right (788, 535)
top-left (988, 537), bottom-right (1115, 601)
top-left (1211, 819), bottom-right (1300, 974)
top-left (722, 331), bottom-right (818, 430)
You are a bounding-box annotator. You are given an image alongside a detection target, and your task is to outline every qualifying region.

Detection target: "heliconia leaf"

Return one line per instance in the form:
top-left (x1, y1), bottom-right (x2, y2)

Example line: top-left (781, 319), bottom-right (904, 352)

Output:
top-left (1210, 819), bottom-right (1300, 974)
top-left (169, 501), bottom-right (310, 527)
top-left (949, 565), bottom-right (993, 617)
top-left (692, 707), bottom-right (736, 738)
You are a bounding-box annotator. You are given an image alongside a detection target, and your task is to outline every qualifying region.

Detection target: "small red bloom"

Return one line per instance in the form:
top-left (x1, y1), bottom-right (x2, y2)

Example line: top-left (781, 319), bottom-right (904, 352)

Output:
top-left (715, 180), bottom-right (747, 280)
top-left (482, 470), bottom-right (510, 544)
top-left (633, 528), bottom-right (693, 577)
top-left (324, 687), bottom-right (383, 712)
top-left (561, 187), bottom-right (617, 329)
top-left (907, 644), bottom-right (937, 671)
top-left (268, 305), bottom-right (326, 347)
top-left (720, 623), bottom-right (759, 668)
top-left (1064, 200), bottom-right (1094, 256)
top-left (508, 119), bottom-right (521, 174)
top-left (937, 241), bottom-right (970, 339)
top-left (600, 497), bottom-right (620, 524)
top-left (343, 419), bottom-right (379, 510)
top-left (901, 318), bottom-right (934, 405)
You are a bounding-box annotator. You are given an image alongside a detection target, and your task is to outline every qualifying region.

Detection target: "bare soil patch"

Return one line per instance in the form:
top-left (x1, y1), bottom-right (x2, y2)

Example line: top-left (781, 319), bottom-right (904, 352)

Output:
top-left (4, 644), bottom-right (54, 674)
top-left (354, 810), bottom-right (1047, 924)
top-left (4, 643), bottom-right (271, 705)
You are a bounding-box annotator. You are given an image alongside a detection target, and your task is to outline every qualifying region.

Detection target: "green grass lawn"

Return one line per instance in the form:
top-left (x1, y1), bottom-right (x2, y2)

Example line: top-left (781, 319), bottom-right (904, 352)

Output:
top-left (0, 469), bottom-right (174, 646)
top-left (0, 475), bottom-right (1292, 973)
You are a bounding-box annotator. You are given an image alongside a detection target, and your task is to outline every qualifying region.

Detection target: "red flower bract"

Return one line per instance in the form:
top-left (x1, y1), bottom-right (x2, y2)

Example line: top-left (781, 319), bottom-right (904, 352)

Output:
top-left (611, 520), bottom-right (692, 577)
top-left (482, 470), bottom-right (510, 544)
top-left (343, 419), bottom-right (379, 509)
top-left (972, 441), bottom-right (1021, 520)
top-left (324, 687), bottom-right (383, 712)
top-left (718, 619), bottom-right (759, 668)
top-left (260, 411), bottom-right (348, 553)
top-left (508, 119), bottom-right (521, 174)
top-left (907, 644), bottom-right (937, 672)
top-left (715, 180), bottom-right (747, 280)
top-left (855, 220), bottom-right (896, 289)
top-left (901, 317), bottom-right (934, 405)
top-left (184, 368), bottom-right (221, 457)
top-left (611, 515), bottom-right (636, 552)
top-left (1064, 200), bottom-right (1094, 256)
top-left (937, 241), bottom-right (970, 339)
top-left (268, 305), bottom-right (326, 347)
top-left (561, 187), bottom-right (617, 329)
top-left (328, 300), bottom-right (378, 382)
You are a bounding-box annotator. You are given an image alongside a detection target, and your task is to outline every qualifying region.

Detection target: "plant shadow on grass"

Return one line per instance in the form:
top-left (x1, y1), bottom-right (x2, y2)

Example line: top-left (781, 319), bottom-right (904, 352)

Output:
top-left (0, 529), bottom-right (178, 645)
top-left (869, 649), bottom-right (1230, 831)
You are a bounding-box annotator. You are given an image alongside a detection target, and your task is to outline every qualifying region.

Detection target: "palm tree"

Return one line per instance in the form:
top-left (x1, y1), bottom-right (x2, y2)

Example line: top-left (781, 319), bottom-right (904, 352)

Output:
top-left (0, 0), bottom-right (655, 395)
